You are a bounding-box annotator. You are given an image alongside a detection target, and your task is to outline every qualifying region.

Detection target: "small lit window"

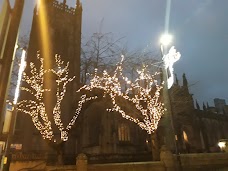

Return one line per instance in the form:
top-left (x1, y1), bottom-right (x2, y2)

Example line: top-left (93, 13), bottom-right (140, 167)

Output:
top-left (118, 123), bottom-right (130, 142)
top-left (183, 131), bottom-right (188, 142)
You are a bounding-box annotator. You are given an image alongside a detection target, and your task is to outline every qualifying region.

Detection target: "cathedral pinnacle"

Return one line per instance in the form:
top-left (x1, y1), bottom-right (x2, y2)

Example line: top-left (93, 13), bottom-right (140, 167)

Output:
top-left (195, 100), bottom-right (200, 110)
top-left (76, 0), bottom-right (81, 7)
top-left (183, 73), bottom-right (188, 87)
top-left (175, 73), bottom-right (179, 85)
top-left (203, 102), bottom-right (206, 111)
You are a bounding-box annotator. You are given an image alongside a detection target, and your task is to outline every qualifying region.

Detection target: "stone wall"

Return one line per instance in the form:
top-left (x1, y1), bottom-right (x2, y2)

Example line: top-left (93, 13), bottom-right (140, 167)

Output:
top-left (9, 152), bottom-right (228, 171)
top-left (10, 160), bottom-right (46, 171)
top-left (179, 152), bottom-right (228, 170)
top-left (88, 162), bottom-right (165, 171)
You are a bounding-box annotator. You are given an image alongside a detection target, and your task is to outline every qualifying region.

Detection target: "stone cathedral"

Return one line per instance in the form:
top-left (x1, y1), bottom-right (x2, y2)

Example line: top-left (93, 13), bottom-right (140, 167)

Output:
top-left (13, 0), bottom-right (85, 164)
top-left (12, 0), bottom-right (151, 164)
top-left (10, 0), bottom-right (228, 166)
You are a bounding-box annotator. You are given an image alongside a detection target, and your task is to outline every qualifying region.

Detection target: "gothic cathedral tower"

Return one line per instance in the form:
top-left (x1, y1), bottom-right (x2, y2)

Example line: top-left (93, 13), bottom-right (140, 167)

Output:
top-left (27, 0), bottom-right (82, 86)
top-left (14, 0), bottom-right (82, 163)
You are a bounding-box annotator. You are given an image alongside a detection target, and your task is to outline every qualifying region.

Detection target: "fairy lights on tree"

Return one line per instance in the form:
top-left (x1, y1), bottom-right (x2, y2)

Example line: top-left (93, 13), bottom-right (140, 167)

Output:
top-left (79, 55), bottom-right (166, 134)
top-left (17, 53), bottom-right (97, 142)
top-left (18, 48), bottom-right (177, 143)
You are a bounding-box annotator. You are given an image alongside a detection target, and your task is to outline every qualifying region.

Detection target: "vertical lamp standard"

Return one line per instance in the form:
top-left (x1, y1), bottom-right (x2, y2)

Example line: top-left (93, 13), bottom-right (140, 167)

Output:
top-left (159, 33), bottom-right (180, 155)
top-left (1, 47), bottom-right (26, 171)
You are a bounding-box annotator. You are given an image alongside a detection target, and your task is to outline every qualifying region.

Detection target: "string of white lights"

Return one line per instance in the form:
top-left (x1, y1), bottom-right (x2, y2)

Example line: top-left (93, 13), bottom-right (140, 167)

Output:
top-left (18, 53), bottom-right (166, 142)
top-left (78, 55), bottom-right (166, 134)
top-left (18, 53), bottom-right (99, 141)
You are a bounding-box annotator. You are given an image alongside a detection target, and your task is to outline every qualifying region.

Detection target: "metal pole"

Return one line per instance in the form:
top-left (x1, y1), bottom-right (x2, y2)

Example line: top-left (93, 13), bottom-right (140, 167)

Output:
top-left (160, 44), bottom-right (182, 170)
top-left (2, 105), bottom-right (17, 171)
top-left (0, 0), bottom-right (24, 129)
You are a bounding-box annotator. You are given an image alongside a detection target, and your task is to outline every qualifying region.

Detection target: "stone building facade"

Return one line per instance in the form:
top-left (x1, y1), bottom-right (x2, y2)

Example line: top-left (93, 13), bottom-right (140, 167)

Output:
top-left (168, 74), bottom-right (228, 154)
top-left (10, 0), bottom-right (228, 166)
top-left (71, 100), bottom-right (152, 164)
top-left (13, 0), bottom-right (83, 164)
top-left (11, 0), bottom-right (151, 165)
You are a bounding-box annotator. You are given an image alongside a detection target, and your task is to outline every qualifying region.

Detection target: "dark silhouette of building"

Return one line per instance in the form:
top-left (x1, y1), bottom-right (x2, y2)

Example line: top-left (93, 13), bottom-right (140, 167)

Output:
top-left (214, 98), bottom-right (227, 115)
top-left (13, 0), bottom-right (151, 165)
top-left (13, 0), bottom-right (83, 164)
top-left (71, 100), bottom-right (152, 164)
top-left (169, 74), bottom-right (228, 153)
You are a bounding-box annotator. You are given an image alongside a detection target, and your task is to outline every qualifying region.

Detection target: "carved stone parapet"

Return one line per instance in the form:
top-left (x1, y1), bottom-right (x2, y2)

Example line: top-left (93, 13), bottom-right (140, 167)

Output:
top-left (76, 153), bottom-right (88, 171)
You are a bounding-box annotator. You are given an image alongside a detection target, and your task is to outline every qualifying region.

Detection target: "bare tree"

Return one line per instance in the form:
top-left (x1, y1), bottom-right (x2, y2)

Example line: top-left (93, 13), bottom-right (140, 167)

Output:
top-left (17, 53), bottom-right (98, 164)
top-left (121, 47), bottom-right (161, 81)
top-left (81, 32), bottom-right (124, 84)
top-left (81, 31), bottom-right (162, 85)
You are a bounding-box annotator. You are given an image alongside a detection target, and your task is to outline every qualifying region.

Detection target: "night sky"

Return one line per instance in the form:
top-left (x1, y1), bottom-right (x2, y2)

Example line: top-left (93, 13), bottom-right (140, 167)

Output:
top-left (1, 0), bottom-right (228, 108)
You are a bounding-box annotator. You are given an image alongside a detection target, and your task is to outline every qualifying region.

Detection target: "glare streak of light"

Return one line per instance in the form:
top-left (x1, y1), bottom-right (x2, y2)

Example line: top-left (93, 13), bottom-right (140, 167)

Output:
top-left (13, 49), bottom-right (26, 105)
top-left (165, 0), bottom-right (171, 34)
top-left (37, 0), bottom-right (52, 69)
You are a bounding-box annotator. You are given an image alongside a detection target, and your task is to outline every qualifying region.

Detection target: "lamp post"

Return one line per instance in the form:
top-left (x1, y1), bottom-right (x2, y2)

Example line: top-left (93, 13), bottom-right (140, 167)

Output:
top-left (159, 34), bottom-right (182, 170)
top-left (160, 34), bottom-right (172, 54)
top-left (1, 47), bottom-right (27, 171)
top-left (149, 34), bottom-right (175, 161)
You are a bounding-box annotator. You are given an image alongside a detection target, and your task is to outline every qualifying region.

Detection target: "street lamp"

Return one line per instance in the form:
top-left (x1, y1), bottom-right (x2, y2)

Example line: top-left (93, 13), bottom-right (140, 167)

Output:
top-left (159, 34), bottom-right (182, 170)
top-left (149, 34), bottom-right (175, 161)
top-left (160, 34), bottom-right (172, 45)
top-left (1, 46), bottom-right (27, 171)
top-left (159, 33), bottom-right (174, 147)
top-left (160, 33), bottom-right (172, 56)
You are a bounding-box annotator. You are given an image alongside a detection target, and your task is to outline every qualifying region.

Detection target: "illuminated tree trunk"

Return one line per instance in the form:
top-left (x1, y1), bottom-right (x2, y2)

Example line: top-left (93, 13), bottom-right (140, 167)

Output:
top-left (151, 132), bottom-right (160, 161)
top-left (48, 141), bottom-right (64, 165)
top-left (57, 150), bottom-right (63, 165)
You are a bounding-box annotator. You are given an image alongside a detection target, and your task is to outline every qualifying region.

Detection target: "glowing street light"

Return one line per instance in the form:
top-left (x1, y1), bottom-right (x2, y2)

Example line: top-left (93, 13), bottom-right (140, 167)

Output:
top-left (159, 33), bottom-right (180, 89)
top-left (218, 141), bottom-right (226, 149)
top-left (218, 139), bottom-right (228, 152)
top-left (160, 34), bottom-right (172, 46)
top-left (159, 33), bottom-right (181, 159)
top-left (160, 33), bottom-right (172, 57)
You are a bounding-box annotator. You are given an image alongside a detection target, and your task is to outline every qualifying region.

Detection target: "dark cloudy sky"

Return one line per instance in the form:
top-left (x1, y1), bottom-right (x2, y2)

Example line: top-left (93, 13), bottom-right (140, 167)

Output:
top-left (1, 0), bottom-right (228, 108)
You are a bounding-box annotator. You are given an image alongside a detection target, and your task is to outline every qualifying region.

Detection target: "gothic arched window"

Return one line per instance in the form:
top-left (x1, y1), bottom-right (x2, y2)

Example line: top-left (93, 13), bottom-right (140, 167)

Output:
top-left (183, 131), bottom-right (188, 142)
top-left (118, 123), bottom-right (130, 142)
